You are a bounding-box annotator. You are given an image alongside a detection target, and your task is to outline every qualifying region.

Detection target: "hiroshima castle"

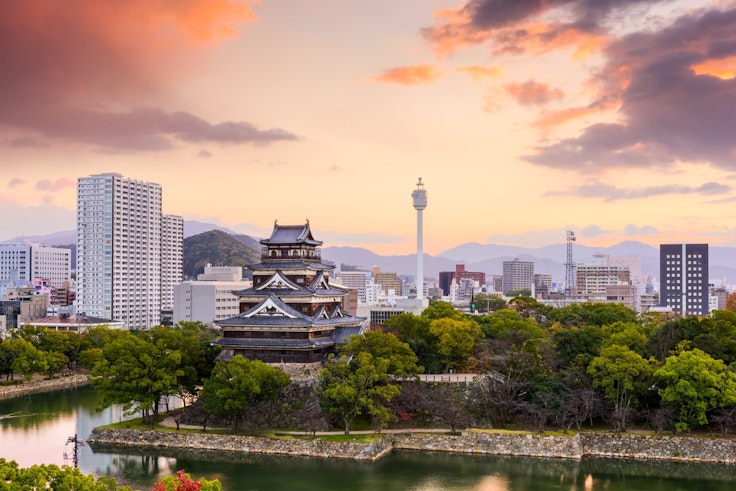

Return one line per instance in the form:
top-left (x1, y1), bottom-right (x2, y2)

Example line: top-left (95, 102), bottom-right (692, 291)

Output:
top-left (214, 221), bottom-right (365, 364)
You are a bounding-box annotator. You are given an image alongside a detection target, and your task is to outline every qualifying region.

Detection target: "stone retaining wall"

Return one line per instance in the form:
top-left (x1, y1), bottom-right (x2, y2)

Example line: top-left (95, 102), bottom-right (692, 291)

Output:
top-left (0, 374), bottom-right (89, 400)
top-left (578, 432), bottom-right (736, 463)
top-left (88, 428), bottom-right (736, 464)
top-left (392, 432), bottom-right (583, 459)
top-left (89, 428), bottom-right (394, 461)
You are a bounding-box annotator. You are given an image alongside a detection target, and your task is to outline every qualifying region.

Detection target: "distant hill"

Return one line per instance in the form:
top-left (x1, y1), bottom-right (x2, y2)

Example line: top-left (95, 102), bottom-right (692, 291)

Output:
top-left (3, 230), bottom-right (77, 245)
top-left (183, 221), bottom-right (235, 238)
top-left (7, 224), bottom-right (736, 284)
top-left (182, 230), bottom-right (260, 278)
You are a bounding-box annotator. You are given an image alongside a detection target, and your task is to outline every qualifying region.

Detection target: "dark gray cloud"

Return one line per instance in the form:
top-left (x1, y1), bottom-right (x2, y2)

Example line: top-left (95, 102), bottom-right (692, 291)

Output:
top-left (423, 0), bottom-right (666, 52)
top-left (527, 8), bottom-right (736, 172)
top-left (2, 105), bottom-right (299, 152)
top-left (197, 149), bottom-right (213, 159)
top-left (545, 180), bottom-right (731, 202)
top-left (7, 178), bottom-right (25, 189)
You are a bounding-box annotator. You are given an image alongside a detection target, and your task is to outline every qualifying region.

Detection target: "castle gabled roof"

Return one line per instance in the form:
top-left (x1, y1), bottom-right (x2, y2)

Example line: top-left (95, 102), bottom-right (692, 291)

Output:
top-left (260, 221), bottom-right (322, 246)
top-left (216, 291), bottom-right (366, 328)
top-left (309, 271), bottom-right (330, 290)
top-left (255, 270), bottom-right (302, 292)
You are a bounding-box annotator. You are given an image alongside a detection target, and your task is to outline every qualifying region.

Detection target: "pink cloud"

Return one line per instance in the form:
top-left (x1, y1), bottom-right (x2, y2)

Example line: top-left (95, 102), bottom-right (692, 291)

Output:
top-left (35, 178), bottom-right (76, 193)
top-left (505, 81), bottom-right (565, 106)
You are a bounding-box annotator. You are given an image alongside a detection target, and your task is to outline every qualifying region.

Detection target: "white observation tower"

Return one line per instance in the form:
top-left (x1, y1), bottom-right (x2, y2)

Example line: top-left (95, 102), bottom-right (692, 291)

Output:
top-left (412, 178), bottom-right (427, 301)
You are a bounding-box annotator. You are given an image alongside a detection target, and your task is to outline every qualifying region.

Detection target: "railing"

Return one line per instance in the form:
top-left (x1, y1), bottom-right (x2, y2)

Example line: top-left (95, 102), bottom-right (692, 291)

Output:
top-left (261, 247), bottom-right (321, 261)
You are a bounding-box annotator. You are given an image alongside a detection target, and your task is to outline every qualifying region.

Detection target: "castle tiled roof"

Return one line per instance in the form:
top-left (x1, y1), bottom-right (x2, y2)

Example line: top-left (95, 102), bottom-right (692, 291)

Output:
top-left (260, 222), bottom-right (322, 246)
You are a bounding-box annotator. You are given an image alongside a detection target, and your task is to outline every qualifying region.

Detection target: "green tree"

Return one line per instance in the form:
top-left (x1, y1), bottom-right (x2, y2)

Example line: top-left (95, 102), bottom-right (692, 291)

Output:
top-left (421, 301), bottom-right (463, 320)
top-left (655, 348), bottom-right (736, 432)
top-left (547, 303), bottom-right (638, 327)
top-left (0, 338), bottom-right (38, 380)
top-left (10, 341), bottom-right (48, 380)
top-left (36, 328), bottom-right (82, 367)
top-left (601, 321), bottom-right (651, 357)
top-left (429, 317), bottom-right (483, 373)
top-left (506, 296), bottom-right (549, 322)
top-left (382, 313), bottom-right (439, 372)
top-left (478, 309), bottom-right (545, 344)
top-left (551, 324), bottom-right (604, 370)
top-left (505, 289), bottom-right (531, 298)
top-left (647, 317), bottom-right (705, 362)
top-left (0, 458), bottom-right (135, 490)
top-left (317, 352), bottom-right (400, 434)
top-left (200, 355), bottom-right (290, 433)
top-left (149, 324), bottom-right (220, 405)
top-left (91, 331), bottom-right (184, 426)
top-left (472, 293), bottom-right (507, 312)
top-left (43, 350), bottom-right (69, 377)
top-left (588, 344), bottom-right (656, 432)
top-left (690, 310), bottom-right (736, 365)
top-left (342, 330), bottom-right (421, 378)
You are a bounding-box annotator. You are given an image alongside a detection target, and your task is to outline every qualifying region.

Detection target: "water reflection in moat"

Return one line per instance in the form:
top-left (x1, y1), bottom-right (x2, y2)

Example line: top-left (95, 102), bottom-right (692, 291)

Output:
top-left (2, 387), bottom-right (736, 490)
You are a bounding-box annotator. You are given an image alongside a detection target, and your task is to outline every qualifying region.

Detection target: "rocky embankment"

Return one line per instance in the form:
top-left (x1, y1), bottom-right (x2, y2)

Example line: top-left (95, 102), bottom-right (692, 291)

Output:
top-left (0, 374), bottom-right (89, 400)
top-left (88, 427), bottom-right (736, 464)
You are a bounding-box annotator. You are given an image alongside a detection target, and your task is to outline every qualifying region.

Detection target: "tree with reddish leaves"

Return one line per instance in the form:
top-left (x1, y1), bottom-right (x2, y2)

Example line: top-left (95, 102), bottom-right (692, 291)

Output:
top-left (726, 292), bottom-right (736, 312)
top-left (151, 470), bottom-right (221, 491)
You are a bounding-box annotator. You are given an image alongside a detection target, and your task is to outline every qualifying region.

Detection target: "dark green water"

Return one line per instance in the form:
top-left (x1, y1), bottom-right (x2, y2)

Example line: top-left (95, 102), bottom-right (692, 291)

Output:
top-left (2, 387), bottom-right (736, 490)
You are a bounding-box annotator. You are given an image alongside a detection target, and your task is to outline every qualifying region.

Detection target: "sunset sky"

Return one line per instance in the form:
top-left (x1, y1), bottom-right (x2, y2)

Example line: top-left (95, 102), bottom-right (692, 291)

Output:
top-left (2, 0), bottom-right (736, 255)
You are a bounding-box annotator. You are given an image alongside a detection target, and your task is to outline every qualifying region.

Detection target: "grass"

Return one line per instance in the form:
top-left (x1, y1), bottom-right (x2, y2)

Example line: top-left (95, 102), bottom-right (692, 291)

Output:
top-left (466, 428), bottom-right (579, 437)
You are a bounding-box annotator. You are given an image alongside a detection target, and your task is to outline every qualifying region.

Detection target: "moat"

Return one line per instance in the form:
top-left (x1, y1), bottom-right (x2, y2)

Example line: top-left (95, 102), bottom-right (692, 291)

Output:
top-left (2, 386), bottom-right (736, 490)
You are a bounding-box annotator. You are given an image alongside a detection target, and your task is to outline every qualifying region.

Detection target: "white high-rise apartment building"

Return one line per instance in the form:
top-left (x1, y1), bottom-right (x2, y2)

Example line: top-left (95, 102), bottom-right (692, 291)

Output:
top-left (77, 173), bottom-right (182, 329)
top-left (0, 243), bottom-right (71, 288)
top-left (161, 214), bottom-right (184, 312)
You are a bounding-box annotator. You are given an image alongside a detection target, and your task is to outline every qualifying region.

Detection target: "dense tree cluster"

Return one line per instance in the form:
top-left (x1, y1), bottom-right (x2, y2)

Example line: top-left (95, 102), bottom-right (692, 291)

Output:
top-left (0, 327), bottom-right (83, 381)
top-left (377, 301), bottom-right (736, 434)
top-left (8, 302), bottom-right (736, 436)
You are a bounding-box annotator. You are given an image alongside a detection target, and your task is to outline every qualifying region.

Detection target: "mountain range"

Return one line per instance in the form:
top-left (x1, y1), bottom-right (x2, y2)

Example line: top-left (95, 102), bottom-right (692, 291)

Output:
top-left (5, 222), bottom-right (736, 283)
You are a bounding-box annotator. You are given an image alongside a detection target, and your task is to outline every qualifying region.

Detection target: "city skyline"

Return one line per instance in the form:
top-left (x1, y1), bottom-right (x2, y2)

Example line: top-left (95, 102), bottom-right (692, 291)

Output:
top-left (3, 1), bottom-right (736, 256)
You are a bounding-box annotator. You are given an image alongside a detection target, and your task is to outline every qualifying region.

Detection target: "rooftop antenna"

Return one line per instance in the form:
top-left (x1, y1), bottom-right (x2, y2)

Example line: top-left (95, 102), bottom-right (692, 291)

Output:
top-left (565, 229), bottom-right (576, 299)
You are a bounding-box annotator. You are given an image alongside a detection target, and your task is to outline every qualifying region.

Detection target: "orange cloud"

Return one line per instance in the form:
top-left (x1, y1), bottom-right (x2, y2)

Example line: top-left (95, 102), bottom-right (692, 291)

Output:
top-left (457, 65), bottom-right (503, 81)
top-left (1, 0), bottom-right (257, 102)
top-left (373, 64), bottom-right (441, 85)
top-left (532, 104), bottom-right (614, 131)
top-left (692, 55), bottom-right (736, 79)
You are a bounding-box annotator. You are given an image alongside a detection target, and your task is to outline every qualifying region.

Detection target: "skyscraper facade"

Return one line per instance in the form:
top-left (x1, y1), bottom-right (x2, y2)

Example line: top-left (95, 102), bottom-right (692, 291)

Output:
top-left (161, 214), bottom-right (184, 312)
top-left (659, 243), bottom-right (709, 316)
top-left (0, 243), bottom-right (71, 288)
top-left (76, 173), bottom-right (182, 329)
top-left (502, 258), bottom-right (534, 294)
